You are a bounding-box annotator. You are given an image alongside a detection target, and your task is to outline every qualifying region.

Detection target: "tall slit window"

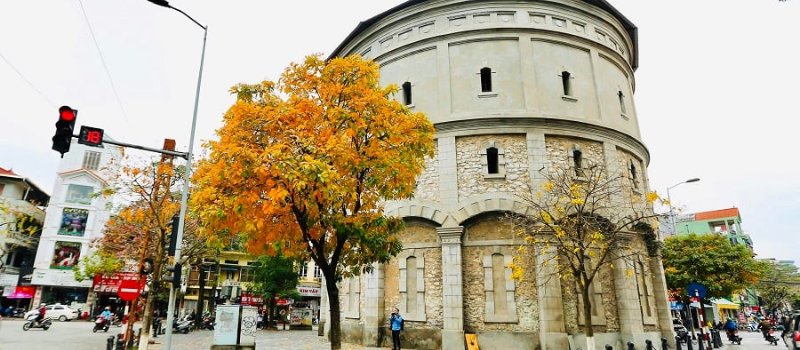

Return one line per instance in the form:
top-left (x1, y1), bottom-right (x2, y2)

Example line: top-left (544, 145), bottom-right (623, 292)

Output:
top-left (402, 82), bottom-right (412, 105)
top-left (573, 150), bottom-right (583, 177)
top-left (561, 71), bottom-right (572, 96)
top-left (630, 161), bottom-right (638, 188)
top-left (618, 91), bottom-right (627, 114)
top-left (480, 67), bottom-right (493, 92)
top-left (487, 147), bottom-right (499, 174)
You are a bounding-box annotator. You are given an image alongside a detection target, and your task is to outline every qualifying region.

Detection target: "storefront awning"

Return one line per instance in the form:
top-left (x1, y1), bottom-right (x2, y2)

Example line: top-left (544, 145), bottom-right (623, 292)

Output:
top-left (712, 298), bottom-right (740, 310)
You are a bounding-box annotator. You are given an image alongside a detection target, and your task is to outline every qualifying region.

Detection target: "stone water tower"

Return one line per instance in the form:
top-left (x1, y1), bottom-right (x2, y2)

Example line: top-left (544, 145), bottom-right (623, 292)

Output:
top-left (326, 1), bottom-right (672, 348)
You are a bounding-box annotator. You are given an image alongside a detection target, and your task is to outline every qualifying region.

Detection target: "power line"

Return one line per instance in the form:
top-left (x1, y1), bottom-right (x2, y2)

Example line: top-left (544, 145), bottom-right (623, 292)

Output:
top-left (0, 51), bottom-right (56, 108)
top-left (77, 0), bottom-right (130, 126)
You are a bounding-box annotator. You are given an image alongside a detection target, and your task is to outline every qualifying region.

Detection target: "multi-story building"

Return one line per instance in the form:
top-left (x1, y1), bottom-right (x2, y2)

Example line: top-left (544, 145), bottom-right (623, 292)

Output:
top-left (0, 167), bottom-right (49, 310)
top-left (30, 139), bottom-right (121, 310)
top-left (326, 1), bottom-right (672, 349)
top-left (673, 207), bottom-right (754, 250)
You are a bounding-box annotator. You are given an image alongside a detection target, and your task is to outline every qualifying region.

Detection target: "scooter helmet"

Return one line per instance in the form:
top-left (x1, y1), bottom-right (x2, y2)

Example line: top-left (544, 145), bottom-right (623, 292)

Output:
top-left (40, 303), bottom-right (46, 307)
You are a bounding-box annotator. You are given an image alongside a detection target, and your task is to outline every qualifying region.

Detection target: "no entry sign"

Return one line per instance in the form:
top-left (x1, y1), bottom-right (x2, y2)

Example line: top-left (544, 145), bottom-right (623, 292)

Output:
top-left (118, 279), bottom-right (143, 301)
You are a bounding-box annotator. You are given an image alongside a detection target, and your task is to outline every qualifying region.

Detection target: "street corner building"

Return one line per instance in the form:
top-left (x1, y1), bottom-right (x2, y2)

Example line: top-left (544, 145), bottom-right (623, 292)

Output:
top-left (321, 0), bottom-right (674, 349)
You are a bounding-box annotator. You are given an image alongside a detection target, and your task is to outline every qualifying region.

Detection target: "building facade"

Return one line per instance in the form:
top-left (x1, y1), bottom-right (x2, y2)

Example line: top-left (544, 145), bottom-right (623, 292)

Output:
top-left (672, 207), bottom-right (753, 250)
top-left (0, 167), bottom-right (49, 311)
top-left (30, 138), bottom-right (121, 310)
top-left (326, 1), bottom-right (673, 349)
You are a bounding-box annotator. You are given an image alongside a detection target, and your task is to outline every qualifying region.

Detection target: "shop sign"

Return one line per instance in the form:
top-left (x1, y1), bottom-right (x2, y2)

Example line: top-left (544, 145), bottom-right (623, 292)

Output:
top-left (6, 286), bottom-right (35, 299)
top-left (92, 272), bottom-right (138, 293)
top-left (0, 273), bottom-right (18, 287)
top-left (240, 293), bottom-right (264, 306)
top-left (297, 286), bottom-right (320, 297)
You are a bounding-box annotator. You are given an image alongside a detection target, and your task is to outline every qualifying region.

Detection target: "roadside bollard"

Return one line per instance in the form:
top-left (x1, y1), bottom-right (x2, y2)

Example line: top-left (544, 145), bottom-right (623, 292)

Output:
top-left (627, 341), bottom-right (635, 350)
top-left (686, 336), bottom-right (693, 350)
top-left (697, 334), bottom-right (704, 350)
top-left (661, 337), bottom-right (669, 350)
top-left (646, 339), bottom-right (655, 350)
top-left (606, 345), bottom-right (613, 350)
top-left (675, 336), bottom-right (682, 350)
top-left (115, 333), bottom-right (124, 350)
top-left (106, 336), bottom-right (115, 350)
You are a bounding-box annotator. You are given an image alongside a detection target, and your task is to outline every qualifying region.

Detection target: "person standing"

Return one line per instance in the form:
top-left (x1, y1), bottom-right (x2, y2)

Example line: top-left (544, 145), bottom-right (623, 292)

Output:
top-left (389, 307), bottom-right (404, 350)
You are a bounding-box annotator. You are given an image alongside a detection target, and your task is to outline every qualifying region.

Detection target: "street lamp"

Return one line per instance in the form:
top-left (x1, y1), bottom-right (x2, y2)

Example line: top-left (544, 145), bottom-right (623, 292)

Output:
top-left (666, 178), bottom-right (700, 236)
top-left (146, 1), bottom-right (207, 349)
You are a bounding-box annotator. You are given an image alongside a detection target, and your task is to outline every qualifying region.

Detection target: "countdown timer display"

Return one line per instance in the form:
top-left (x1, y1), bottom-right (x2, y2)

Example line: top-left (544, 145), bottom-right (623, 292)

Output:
top-left (78, 126), bottom-right (104, 147)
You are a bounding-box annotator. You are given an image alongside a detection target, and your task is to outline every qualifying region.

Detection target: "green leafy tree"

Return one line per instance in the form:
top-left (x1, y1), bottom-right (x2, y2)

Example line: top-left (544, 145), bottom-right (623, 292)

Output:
top-left (756, 262), bottom-right (800, 315)
top-left (250, 251), bottom-right (300, 328)
top-left (663, 233), bottom-right (766, 298)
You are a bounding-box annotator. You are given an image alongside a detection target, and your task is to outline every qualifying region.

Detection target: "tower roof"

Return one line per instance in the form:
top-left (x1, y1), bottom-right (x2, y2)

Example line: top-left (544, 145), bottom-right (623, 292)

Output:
top-left (330, 0), bottom-right (639, 69)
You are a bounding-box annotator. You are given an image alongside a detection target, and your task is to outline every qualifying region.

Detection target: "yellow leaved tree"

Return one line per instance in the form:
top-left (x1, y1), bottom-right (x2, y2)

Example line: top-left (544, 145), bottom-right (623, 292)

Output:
top-left (511, 160), bottom-right (664, 350)
top-left (192, 55), bottom-right (435, 349)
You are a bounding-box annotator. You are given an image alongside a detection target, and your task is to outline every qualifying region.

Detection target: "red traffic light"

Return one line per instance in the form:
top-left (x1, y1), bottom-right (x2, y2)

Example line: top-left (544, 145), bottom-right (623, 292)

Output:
top-left (59, 106), bottom-right (76, 122)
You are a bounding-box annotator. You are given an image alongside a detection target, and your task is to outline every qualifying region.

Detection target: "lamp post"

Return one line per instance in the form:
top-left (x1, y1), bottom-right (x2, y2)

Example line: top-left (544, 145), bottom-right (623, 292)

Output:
top-left (146, 1), bottom-right (206, 349)
top-left (666, 178), bottom-right (700, 236)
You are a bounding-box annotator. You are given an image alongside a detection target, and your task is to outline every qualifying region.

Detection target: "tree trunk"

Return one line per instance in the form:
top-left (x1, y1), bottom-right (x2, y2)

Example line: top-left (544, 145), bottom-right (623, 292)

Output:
top-left (582, 283), bottom-right (595, 350)
top-left (325, 275), bottom-right (342, 350)
top-left (268, 296), bottom-right (275, 329)
top-left (138, 289), bottom-right (155, 349)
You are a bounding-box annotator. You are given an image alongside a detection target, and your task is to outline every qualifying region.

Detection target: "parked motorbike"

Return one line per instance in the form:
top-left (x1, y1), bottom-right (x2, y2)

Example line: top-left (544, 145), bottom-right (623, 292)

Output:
top-left (93, 316), bottom-right (110, 333)
top-left (201, 314), bottom-right (215, 330)
top-left (22, 313), bottom-right (52, 331)
top-left (173, 314), bottom-right (194, 334)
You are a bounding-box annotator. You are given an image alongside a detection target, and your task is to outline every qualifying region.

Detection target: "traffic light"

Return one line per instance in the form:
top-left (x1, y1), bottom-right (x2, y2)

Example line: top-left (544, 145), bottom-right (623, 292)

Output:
top-left (164, 263), bottom-right (182, 286)
top-left (52, 106), bottom-right (77, 157)
top-left (168, 215), bottom-right (179, 257)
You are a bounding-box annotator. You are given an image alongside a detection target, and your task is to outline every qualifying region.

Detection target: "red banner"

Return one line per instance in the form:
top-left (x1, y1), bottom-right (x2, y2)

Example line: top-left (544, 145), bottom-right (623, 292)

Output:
top-left (241, 293), bottom-right (264, 306)
top-left (92, 272), bottom-right (138, 294)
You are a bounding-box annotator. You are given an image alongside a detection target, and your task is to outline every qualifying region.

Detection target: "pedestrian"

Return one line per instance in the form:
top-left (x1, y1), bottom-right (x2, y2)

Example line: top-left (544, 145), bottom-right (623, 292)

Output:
top-left (389, 307), bottom-right (404, 350)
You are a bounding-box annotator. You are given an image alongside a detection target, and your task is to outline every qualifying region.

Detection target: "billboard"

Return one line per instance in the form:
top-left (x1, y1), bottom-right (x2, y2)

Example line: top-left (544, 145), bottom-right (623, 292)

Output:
top-left (51, 241), bottom-right (82, 269)
top-left (58, 208), bottom-right (89, 236)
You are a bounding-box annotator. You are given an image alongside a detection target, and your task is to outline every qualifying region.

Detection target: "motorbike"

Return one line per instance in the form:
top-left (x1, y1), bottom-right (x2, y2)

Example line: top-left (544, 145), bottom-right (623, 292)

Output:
top-left (93, 316), bottom-right (110, 333)
top-left (201, 314), bottom-right (215, 330)
top-left (725, 329), bottom-right (742, 345)
top-left (763, 327), bottom-right (780, 346)
top-left (22, 313), bottom-right (52, 331)
top-left (110, 314), bottom-right (123, 327)
top-left (173, 314), bottom-right (194, 334)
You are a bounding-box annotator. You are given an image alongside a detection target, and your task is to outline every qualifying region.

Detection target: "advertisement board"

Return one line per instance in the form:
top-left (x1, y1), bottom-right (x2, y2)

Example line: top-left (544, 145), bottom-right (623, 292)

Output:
top-left (240, 306), bottom-right (258, 345)
top-left (213, 305), bottom-right (240, 345)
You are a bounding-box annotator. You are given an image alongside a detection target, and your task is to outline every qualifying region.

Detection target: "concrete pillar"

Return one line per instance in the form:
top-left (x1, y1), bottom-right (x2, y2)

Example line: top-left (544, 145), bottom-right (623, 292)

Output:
top-left (612, 252), bottom-right (645, 343)
top-left (438, 226), bottom-right (464, 350)
top-left (650, 255), bottom-right (677, 348)
top-left (362, 263), bottom-right (385, 346)
top-left (536, 244), bottom-right (568, 350)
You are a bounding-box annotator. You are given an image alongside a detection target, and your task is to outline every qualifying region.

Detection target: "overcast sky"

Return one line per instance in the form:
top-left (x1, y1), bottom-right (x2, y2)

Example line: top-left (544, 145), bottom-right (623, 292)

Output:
top-left (2, 0), bottom-right (798, 264)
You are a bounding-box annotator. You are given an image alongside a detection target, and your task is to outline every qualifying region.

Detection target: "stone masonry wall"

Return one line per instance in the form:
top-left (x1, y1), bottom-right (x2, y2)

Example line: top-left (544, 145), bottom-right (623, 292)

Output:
top-left (414, 144), bottom-right (440, 202)
top-left (545, 135), bottom-right (604, 170)
top-left (462, 215), bottom-right (538, 333)
top-left (456, 135), bottom-right (530, 202)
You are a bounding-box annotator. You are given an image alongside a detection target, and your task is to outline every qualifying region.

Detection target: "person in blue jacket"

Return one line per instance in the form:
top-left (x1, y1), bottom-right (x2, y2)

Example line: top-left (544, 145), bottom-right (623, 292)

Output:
top-left (389, 307), bottom-right (404, 350)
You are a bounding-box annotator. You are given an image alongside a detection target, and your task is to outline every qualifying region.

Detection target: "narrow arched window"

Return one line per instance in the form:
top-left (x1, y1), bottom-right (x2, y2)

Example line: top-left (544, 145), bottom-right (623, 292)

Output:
top-left (402, 82), bottom-right (412, 105)
top-left (630, 161), bottom-right (638, 187)
top-left (573, 149), bottom-right (583, 177)
top-left (618, 91), bottom-right (626, 114)
top-left (487, 147), bottom-right (499, 174)
top-left (480, 67), bottom-right (492, 92)
top-left (561, 71), bottom-right (572, 96)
